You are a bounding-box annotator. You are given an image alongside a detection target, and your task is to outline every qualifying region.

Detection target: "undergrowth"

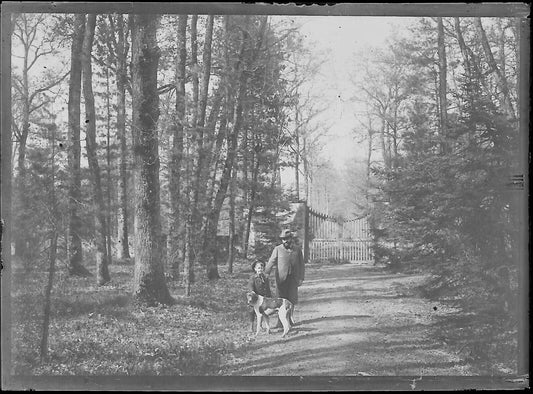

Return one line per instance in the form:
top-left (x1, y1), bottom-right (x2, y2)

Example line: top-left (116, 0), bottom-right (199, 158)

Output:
top-left (10, 256), bottom-right (256, 376)
top-left (385, 258), bottom-right (520, 375)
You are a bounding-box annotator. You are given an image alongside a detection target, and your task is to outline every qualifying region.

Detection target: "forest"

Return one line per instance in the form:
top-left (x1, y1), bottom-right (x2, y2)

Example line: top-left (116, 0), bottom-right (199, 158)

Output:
top-left (1, 5), bottom-right (527, 381)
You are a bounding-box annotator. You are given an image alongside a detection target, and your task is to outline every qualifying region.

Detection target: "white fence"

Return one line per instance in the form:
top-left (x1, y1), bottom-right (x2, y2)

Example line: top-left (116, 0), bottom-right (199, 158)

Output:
top-left (307, 208), bottom-right (373, 263)
top-left (310, 239), bottom-right (373, 262)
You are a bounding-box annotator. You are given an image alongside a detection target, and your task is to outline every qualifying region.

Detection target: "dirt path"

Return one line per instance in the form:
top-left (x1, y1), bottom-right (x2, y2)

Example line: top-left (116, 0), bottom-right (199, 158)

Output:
top-left (223, 262), bottom-right (474, 376)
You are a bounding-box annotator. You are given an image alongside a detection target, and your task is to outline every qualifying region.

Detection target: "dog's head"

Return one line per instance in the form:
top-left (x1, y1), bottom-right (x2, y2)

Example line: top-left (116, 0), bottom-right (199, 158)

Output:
top-left (246, 291), bottom-right (259, 305)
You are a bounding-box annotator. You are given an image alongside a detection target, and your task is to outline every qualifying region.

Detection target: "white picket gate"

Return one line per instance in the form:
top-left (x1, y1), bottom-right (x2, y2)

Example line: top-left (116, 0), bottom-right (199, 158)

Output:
top-left (307, 208), bottom-right (373, 263)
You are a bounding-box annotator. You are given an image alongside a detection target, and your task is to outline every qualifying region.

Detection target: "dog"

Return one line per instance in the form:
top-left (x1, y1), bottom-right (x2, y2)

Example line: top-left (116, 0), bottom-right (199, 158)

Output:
top-left (246, 291), bottom-right (294, 337)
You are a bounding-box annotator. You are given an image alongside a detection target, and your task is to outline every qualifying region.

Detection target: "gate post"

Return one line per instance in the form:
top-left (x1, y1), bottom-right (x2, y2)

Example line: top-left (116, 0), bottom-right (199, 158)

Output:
top-left (303, 203), bottom-right (309, 264)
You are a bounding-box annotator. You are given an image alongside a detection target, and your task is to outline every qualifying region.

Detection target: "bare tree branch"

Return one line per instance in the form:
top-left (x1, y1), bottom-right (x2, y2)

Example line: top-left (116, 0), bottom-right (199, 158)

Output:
top-left (28, 71), bottom-right (70, 104)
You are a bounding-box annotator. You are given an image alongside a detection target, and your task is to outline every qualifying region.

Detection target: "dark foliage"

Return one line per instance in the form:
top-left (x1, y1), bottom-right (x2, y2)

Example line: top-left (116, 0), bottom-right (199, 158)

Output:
top-left (370, 72), bottom-right (520, 371)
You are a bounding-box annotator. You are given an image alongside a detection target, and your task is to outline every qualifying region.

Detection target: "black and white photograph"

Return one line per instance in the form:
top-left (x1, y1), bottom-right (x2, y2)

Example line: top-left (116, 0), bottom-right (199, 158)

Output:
top-left (0, 2), bottom-right (529, 391)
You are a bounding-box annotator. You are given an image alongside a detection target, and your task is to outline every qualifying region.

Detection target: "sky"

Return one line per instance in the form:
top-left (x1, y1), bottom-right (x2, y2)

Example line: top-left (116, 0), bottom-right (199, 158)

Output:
top-left (284, 16), bottom-right (418, 169)
top-left (11, 13), bottom-right (418, 194)
top-left (12, 14), bottom-right (417, 173)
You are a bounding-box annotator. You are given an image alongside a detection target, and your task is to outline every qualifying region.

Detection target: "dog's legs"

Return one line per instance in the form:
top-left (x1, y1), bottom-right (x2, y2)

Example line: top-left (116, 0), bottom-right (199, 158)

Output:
top-left (289, 304), bottom-right (296, 326)
top-left (278, 306), bottom-right (291, 337)
top-left (250, 309), bottom-right (256, 333)
top-left (263, 314), bottom-right (271, 334)
top-left (255, 312), bottom-right (262, 336)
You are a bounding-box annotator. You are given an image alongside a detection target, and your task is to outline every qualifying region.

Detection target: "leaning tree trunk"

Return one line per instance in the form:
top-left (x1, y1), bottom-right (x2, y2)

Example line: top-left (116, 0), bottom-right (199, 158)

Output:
top-left (454, 18), bottom-right (473, 81)
top-left (474, 17), bottom-right (516, 120)
top-left (204, 16), bottom-right (257, 279)
top-left (454, 17), bottom-right (480, 124)
top-left (82, 14), bottom-right (111, 285)
top-left (67, 14), bottom-right (91, 277)
top-left (131, 14), bottom-right (173, 306)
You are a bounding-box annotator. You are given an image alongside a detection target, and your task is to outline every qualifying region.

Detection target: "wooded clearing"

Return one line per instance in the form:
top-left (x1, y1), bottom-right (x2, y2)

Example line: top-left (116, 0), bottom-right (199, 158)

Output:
top-left (1, 3), bottom-right (528, 388)
top-left (8, 258), bottom-right (528, 390)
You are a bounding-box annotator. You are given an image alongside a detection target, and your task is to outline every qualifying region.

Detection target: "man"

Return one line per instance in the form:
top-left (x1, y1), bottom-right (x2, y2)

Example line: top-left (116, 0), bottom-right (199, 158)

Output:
top-left (265, 229), bottom-right (305, 310)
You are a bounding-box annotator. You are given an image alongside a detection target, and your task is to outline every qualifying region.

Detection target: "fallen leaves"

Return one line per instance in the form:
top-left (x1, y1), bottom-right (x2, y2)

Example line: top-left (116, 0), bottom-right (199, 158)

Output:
top-left (11, 257), bottom-right (257, 375)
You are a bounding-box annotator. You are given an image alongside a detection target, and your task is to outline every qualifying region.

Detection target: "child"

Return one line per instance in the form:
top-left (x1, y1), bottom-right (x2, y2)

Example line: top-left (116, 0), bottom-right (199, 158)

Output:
top-left (247, 260), bottom-right (273, 332)
top-left (248, 260), bottom-right (272, 297)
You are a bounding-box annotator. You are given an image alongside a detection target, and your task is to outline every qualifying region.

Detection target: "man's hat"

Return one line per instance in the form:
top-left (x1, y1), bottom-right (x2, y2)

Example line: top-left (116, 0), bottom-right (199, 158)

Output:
top-left (279, 229), bottom-right (293, 239)
top-left (251, 260), bottom-right (265, 271)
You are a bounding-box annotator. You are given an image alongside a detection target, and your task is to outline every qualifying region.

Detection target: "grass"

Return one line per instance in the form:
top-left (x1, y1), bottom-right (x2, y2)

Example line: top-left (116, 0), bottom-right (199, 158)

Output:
top-left (9, 254), bottom-right (520, 377)
top-left (10, 255), bottom-right (257, 376)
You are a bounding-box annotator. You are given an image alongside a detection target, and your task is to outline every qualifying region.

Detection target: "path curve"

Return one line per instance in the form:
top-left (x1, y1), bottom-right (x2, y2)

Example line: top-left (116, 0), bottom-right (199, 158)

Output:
top-left (224, 262), bottom-right (473, 376)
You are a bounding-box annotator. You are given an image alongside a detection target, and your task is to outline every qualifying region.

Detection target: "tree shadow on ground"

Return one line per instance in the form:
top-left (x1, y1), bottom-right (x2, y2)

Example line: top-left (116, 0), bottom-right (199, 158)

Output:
top-left (228, 336), bottom-right (465, 375)
top-left (299, 293), bottom-right (410, 306)
top-left (297, 314), bottom-right (373, 324)
top-left (50, 293), bottom-right (132, 319)
top-left (304, 273), bottom-right (404, 285)
top-left (239, 319), bottom-right (432, 353)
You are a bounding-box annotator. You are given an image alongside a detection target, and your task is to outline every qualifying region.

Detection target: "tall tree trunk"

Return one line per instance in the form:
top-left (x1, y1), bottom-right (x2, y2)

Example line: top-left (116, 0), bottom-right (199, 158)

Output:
top-left (198, 87), bottom-right (223, 239)
top-left (243, 143), bottom-right (261, 257)
top-left (131, 14), bottom-right (173, 305)
top-left (366, 117), bottom-right (373, 186)
top-left (294, 104), bottom-right (300, 201)
top-left (82, 14), bottom-right (111, 285)
top-left (239, 16), bottom-right (268, 254)
top-left (302, 135), bottom-right (310, 202)
top-left (391, 103), bottom-right (399, 167)
top-left (14, 52), bottom-right (30, 257)
top-left (183, 14), bottom-right (199, 293)
top-left (115, 14), bottom-right (131, 260)
top-left (41, 107), bottom-right (59, 362)
top-left (183, 218), bottom-right (192, 296)
top-left (40, 231), bottom-right (57, 362)
top-left (169, 14), bottom-right (187, 279)
top-left (474, 17), bottom-right (515, 119)
top-left (105, 62), bottom-right (113, 264)
top-left (193, 15), bottom-right (214, 270)
top-left (205, 103), bottom-right (228, 210)
top-left (240, 125), bottom-right (249, 222)
top-left (68, 14), bottom-right (91, 277)
top-left (226, 165), bottom-right (236, 273)
top-left (437, 17), bottom-right (448, 153)
top-left (197, 15), bottom-right (214, 130)
top-left (204, 15), bottom-right (250, 280)
top-left (379, 114), bottom-right (389, 170)
top-left (1, 12), bottom-right (13, 374)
